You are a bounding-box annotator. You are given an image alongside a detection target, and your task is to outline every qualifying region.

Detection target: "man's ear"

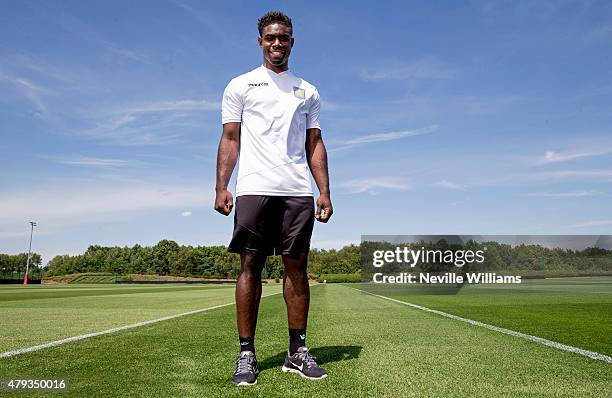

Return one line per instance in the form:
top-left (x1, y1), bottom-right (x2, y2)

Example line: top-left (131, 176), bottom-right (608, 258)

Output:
top-left (291, 37), bottom-right (295, 47)
top-left (258, 36), bottom-right (262, 47)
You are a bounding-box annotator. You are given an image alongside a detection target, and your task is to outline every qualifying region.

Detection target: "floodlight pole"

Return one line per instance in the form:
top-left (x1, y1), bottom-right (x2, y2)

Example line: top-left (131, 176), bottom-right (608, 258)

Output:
top-left (24, 221), bottom-right (37, 285)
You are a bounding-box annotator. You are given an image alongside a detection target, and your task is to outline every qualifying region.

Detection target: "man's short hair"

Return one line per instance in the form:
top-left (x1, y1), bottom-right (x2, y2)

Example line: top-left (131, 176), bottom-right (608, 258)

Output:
top-left (258, 11), bottom-right (292, 36)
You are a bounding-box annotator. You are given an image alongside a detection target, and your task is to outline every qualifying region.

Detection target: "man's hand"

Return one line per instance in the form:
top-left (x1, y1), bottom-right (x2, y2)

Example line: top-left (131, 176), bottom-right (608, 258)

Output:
top-left (315, 194), bottom-right (333, 223)
top-left (215, 122), bottom-right (240, 216)
top-left (214, 189), bottom-right (234, 216)
top-left (306, 128), bottom-right (332, 223)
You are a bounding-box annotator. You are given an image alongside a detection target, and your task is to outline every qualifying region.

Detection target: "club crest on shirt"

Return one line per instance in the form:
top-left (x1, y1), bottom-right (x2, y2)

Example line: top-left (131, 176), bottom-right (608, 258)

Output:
top-left (293, 87), bottom-right (305, 99)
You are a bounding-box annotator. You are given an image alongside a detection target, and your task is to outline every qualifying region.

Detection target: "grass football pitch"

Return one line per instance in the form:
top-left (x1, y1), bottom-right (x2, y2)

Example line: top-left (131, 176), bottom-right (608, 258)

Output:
top-left (1, 278), bottom-right (611, 397)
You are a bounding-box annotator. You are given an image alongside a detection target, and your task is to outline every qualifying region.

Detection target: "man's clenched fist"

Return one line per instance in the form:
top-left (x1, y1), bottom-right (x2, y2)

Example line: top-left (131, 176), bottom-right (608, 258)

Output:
top-left (214, 189), bottom-right (233, 216)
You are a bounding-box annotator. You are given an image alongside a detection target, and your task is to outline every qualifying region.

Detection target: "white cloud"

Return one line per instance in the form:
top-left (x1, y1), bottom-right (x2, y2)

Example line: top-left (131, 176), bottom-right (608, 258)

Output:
top-left (537, 170), bottom-right (612, 179)
top-left (362, 56), bottom-right (456, 80)
top-left (527, 191), bottom-right (602, 198)
top-left (0, 181), bottom-right (212, 223)
top-left (320, 99), bottom-right (344, 112)
top-left (0, 230), bottom-right (32, 239)
top-left (433, 180), bottom-right (468, 191)
top-left (345, 125), bottom-right (437, 145)
top-left (74, 98), bottom-right (220, 146)
top-left (341, 177), bottom-right (412, 194)
top-left (100, 40), bottom-right (149, 63)
top-left (568, 220), bottom-right (612, 229)
top-left (181, 211), bottom-right (192, 217)
top-left (0, 74), bottom-right (49, 116)
top-left (48, 156), bottom-right (133, 167)
top-left (473, 169), bottom-right (612, 187)
top-left (330, 125), bottom-right (437, 152)
top-left (533, 150), bottom-right (610, 165)
top-left (3, 52), bottom-right (78, 86)
top-left (174, 0), bottom-right (225, 39)
top-left (123, 99), bottom-right (220, 113)
top-left (475, 168), bottom-right (612, 187)
top-left (109, 114), bottom-right (137, 130)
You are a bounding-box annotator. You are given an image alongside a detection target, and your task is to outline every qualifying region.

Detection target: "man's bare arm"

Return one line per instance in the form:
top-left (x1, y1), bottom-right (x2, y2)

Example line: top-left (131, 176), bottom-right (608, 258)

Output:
top-left (306, 127), bottom-right (333, 222)
top-left (214, 122), bottom-right (240, 216)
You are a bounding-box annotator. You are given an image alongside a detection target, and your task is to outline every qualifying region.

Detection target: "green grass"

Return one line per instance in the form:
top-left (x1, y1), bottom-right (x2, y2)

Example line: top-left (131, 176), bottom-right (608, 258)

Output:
top-left (1, 280), bottom-right (611, 397)
top-left (317, 273), bottom-right (361, 283)
top-left (360, 276), bottom-right (612, 356)
top-left (0, 284), bottom-right (268, 352)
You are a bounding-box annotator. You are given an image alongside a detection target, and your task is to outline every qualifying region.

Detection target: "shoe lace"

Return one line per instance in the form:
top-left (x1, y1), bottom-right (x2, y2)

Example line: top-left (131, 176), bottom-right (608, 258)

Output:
top-left (235, 354), bottom-right (255, 374)
top-left (298, 349), bottom-right (319, 368)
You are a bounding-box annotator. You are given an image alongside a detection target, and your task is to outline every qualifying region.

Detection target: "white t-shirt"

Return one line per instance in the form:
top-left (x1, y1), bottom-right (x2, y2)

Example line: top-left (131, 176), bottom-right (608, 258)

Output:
top-left (221, 65), bottom-right (321, 197)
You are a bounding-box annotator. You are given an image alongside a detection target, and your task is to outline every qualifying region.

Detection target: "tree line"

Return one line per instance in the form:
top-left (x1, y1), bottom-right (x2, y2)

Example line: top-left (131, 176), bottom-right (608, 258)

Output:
top-left (41, 240), bottom-right (360, 279)
top-left (0, 253), bottom-right (42, 274)
top-left (3, 239), bottom-right (610, 279)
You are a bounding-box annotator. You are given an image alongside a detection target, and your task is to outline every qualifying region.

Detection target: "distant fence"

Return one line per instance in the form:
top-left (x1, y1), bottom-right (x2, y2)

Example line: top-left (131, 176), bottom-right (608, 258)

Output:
top-left (0, 270), bottom-right (43, 284)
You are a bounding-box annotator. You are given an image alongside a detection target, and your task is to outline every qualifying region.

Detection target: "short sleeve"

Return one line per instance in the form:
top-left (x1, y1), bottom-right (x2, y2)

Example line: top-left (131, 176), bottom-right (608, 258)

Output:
top-left (221, 79), bottom-right (243, 124)
top-left (306, 88), bottom-right (321, 130)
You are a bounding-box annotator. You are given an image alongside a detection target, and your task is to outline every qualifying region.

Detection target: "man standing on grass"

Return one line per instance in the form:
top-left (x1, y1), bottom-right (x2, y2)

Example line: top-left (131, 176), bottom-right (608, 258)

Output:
top-left (214, 11), bottom-right (333, 386)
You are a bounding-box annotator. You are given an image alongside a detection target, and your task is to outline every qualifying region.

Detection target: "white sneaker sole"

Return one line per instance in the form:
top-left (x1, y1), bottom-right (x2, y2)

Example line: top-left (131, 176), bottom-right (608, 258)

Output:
top-left (282, 365), bottom-right (328, 380)
top-left (234, 379), bottom-right (257, 387)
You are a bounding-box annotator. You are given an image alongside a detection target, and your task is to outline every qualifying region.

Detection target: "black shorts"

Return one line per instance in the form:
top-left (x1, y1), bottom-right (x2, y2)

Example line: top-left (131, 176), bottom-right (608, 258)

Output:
top-left (228, 195), bottom-right (315, 257)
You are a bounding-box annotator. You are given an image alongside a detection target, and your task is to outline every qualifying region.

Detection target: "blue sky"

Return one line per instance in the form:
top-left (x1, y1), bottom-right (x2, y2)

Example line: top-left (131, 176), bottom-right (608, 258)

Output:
top-left (1, 1), bottom-right (612, 264)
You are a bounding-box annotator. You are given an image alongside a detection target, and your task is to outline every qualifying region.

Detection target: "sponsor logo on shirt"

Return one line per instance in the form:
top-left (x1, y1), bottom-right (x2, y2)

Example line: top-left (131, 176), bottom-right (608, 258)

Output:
top-left (248, 82), bottom-right (269, 87)
top-left (293, 87), bottom-right (305, 99)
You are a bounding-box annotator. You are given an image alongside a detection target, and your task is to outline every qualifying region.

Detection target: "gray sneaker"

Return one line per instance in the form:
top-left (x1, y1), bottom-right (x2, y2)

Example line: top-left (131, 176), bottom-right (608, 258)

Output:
top-left (232, 351), bottom-right (259, 386)
top-left (282, 347), bottom-right (328, 380)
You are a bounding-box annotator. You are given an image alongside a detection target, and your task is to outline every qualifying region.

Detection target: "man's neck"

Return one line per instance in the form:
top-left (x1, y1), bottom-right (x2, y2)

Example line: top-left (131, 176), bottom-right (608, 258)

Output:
top-left (263, 62), bottom-right (289, 74)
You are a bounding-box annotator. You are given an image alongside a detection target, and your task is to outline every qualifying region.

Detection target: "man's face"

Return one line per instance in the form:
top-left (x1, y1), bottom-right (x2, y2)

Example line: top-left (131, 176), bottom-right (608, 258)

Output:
top-left (258, 23), bottom-right (293, 68)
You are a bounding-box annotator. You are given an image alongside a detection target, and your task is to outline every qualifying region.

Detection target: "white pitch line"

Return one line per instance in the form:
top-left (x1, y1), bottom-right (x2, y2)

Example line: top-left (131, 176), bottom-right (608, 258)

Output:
top-left (345, 286), bottom-right (612, 364)
top-left (0, 291), bottom-right (283, 359)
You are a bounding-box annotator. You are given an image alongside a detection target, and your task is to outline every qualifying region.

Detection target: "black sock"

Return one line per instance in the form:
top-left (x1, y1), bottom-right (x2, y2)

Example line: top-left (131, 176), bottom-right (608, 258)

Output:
top-left (289, 328), bottom-right (306, 355)
top-left (239, 336), bottom-right (255, 354)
